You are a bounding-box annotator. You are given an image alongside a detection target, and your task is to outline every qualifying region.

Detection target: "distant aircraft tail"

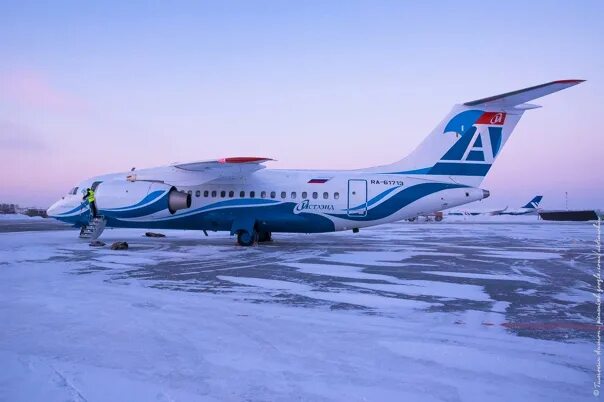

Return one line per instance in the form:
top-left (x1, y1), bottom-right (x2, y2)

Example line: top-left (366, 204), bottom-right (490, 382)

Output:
top-left (521, 196), bottom-right (543, 209)
top-left (370, 80), bottom-right (583, 186)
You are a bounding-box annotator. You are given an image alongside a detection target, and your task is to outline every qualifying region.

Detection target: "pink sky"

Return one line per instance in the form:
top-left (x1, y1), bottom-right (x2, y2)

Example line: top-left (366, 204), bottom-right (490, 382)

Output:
top-left (1, 1), bottom-right (602, 209)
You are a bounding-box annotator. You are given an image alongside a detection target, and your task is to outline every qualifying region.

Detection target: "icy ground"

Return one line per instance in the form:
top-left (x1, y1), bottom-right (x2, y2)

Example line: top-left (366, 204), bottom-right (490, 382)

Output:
top-left (0, 219), bottom-right (599, 401)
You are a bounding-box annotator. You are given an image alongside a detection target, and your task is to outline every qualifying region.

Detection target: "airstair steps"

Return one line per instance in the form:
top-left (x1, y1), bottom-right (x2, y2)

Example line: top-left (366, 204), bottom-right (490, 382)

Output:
top-left (79, 216), bottom-right (107, 240)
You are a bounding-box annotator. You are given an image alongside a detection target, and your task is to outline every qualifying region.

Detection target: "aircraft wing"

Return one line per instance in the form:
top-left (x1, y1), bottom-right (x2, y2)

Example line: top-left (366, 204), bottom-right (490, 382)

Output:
top-left (488, 207), bottom-right (508, 216)
top-left (174, 157), bottom-right (273, 172)
top-left (128, 157), bottom-right (274, 186)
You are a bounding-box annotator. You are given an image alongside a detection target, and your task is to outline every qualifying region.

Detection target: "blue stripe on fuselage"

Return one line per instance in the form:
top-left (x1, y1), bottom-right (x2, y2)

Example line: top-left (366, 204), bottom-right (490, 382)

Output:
top-left (99, 191), bottom-right (170, 218)
top-left (348, 186), bottom-right (400, 211)
top-left (147, 198), bottom-right (281, 222)
top-left (328, 182), bottom-right (466, 221)
top-left (386, 163), bottom-right (491, 176)
top-left (103, 190), bottom-right (166, 211)
top-left (55, 201), bottom-right (87, 216)
top-left (104, 201), bottom-right (336, 233)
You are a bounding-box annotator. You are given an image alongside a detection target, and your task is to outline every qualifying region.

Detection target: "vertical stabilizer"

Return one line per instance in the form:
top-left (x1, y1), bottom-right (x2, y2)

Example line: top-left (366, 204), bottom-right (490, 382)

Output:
top-left (368, 80), bottom-right (584, 186)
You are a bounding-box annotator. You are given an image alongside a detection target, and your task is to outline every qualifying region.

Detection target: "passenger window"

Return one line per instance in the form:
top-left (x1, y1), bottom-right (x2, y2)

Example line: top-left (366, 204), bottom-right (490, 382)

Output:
top-left (228, 191), bottom-right (234, 198)
top-left (281, 191), bottom-right (286, 199)
top-left (334, 192), bottom-right (339, 200)
top-left (312, 192), bottom-right (318, 199)
top-left (291, 192), bottom-right (297, 199)
top-left (323, 192), bottom-right (328, 199)
top-left (220, 191), bottom-right (226, 198)
top-left (240, 191), bottom-right (245, 198)
top-left (187, 190), bottom-right (193, 196)
top-left (270, 191), bottom-right (276, 199)
top-left (261, 191), bottom-right (267, 198)
top-left (204, 190), bottom-right (209, 197)
top-left (302, 192), bottom-right (307, 199)
top-left (195, 190), bottom-right (201, 197)
top-left (211, 191), bottom-right (217, 197)
top-left (250, 191), bottom-right (255, 198)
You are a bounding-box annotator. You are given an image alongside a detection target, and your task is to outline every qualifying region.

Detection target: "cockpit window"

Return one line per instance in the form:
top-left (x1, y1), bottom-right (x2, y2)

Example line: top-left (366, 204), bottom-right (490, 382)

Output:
top-left (69, 187), bottom-right (79, 195)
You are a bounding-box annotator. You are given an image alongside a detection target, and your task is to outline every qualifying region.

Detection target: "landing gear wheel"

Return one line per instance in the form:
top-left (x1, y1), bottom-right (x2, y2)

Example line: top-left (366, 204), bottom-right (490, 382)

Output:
top-left (236, 230), bottom-right (257, 247)
top-left (258, 231), bottom-right (272, 243)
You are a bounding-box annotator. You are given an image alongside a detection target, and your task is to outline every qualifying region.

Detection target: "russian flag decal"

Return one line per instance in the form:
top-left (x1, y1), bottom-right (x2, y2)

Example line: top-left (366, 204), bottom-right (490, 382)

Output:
top-left (308, 179), bottom-right (329, 184)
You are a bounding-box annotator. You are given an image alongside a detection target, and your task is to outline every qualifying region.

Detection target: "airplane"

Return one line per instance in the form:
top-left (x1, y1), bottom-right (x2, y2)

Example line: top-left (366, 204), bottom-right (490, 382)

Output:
top-left (47, 80), bottom-right (583, 246)
top-left (495, 195), bottom-right (544, 216)
top-left (447, 195), bottom-right (543, 216)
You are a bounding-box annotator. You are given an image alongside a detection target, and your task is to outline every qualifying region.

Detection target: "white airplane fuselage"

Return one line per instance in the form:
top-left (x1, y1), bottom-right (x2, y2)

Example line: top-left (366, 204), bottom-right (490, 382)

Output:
top-left (46, 80), bottom-right (582, 245)
top-left (48, 167), bottom-right (487, 234)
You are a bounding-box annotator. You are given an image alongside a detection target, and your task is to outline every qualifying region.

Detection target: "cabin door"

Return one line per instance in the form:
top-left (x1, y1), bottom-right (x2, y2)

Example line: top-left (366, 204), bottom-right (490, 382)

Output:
top-left (347, 179), bottom-right (367, 217)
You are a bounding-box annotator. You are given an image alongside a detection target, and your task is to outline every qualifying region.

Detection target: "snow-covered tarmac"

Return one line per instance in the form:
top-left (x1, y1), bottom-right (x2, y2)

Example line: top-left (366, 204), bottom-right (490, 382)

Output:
top-left (0, 217), bottom-right (598, 401)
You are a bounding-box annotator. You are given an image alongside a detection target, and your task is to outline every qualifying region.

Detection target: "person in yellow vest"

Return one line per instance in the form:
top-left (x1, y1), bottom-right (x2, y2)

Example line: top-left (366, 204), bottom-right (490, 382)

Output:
top-left (83, 188), bottom-right (97, 217)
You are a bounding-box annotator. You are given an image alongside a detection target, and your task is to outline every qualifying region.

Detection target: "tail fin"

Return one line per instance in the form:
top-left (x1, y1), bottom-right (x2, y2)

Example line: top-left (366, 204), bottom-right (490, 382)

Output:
top-left (521, 196), bottom-right (543, 209)
top-left (372, 80), bottom-right (583, 186)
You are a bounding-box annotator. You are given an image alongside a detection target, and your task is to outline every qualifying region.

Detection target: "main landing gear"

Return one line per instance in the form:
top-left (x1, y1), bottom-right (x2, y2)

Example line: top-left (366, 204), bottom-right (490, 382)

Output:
top-left (236, 230), bottom-right (272, 246)
top-left (236, 230), bottom-right (257, 246)
top-left (258, 231), bottom-right (272, 243)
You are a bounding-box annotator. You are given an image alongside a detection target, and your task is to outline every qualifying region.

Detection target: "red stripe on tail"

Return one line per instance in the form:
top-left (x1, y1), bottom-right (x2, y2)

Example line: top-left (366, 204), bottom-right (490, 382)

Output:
top-left (476, 112), bottom-right (506, 125)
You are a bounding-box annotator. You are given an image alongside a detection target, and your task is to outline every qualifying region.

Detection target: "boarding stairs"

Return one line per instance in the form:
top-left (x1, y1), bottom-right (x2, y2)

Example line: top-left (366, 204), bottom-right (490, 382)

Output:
top-left (79, 216), bottom-right (107, 240)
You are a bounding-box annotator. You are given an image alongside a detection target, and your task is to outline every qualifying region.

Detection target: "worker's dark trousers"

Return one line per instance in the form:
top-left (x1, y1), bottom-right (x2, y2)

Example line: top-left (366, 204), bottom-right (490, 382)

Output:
top-left (90, 202), bottom-right (97, 217)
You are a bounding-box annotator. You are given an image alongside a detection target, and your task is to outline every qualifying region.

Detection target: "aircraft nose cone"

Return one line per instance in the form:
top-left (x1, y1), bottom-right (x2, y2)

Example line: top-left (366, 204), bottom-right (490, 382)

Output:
top-left (482, 189), bottom-right (490, 199)
top-left (46, 200), bottom-right (61, 218)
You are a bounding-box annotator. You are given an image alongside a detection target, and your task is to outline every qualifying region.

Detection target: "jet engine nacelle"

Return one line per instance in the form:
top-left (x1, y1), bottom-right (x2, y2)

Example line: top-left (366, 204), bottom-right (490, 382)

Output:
top-left (95, 180), bottom-right (191, 217)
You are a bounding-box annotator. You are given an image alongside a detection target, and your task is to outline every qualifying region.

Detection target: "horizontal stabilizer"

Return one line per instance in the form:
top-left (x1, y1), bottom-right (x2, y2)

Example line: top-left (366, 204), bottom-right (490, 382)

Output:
top-left (464, 80), bottom-right (584, 108)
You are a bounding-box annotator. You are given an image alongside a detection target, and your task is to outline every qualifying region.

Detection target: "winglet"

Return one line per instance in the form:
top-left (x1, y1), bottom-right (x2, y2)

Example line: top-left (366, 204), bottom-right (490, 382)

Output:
top-left (464, 80), bottom-right (584, 108)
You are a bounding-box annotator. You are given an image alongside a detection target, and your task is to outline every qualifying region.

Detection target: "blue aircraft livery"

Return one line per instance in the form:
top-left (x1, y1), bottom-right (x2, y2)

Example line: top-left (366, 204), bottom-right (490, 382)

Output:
top-left (47, 80), bottom-right (583, 245)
